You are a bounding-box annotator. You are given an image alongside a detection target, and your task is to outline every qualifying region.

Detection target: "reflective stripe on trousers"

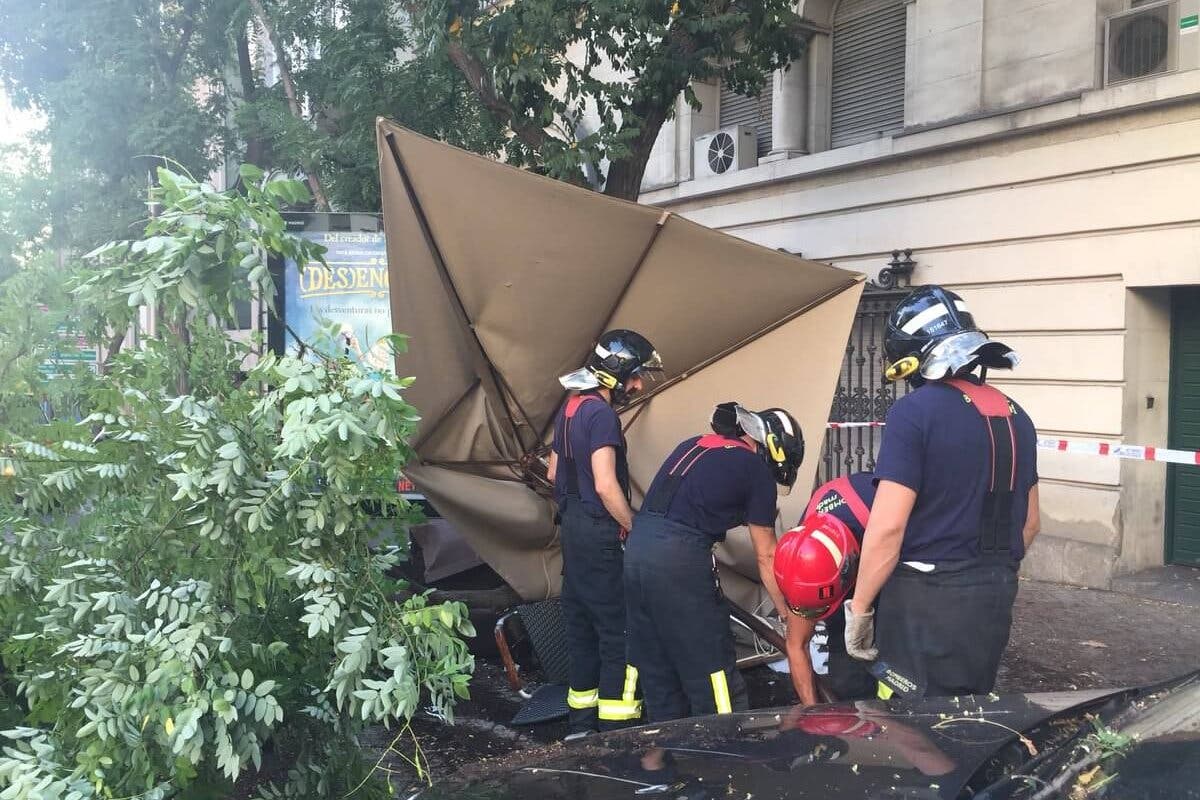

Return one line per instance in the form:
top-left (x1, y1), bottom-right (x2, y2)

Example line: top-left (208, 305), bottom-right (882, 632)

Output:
top-left (598, 665), bottom-right (643, 721)
top-left (568, 688), bottom-right (599, 709)
top-left (709, 670), bottom-right (733, 714)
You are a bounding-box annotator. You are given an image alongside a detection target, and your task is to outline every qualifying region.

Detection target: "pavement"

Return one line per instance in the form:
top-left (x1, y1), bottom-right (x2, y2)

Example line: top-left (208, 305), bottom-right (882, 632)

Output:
top-left (997, 573), bottom-right (1200, 694)
top-left (1110, 564), bottom-right (1200, 607)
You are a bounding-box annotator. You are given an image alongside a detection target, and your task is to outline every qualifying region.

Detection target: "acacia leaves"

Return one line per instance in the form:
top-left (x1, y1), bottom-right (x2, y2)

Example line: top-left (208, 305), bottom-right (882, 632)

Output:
top-left (0, 169), bottom-right (470, 799)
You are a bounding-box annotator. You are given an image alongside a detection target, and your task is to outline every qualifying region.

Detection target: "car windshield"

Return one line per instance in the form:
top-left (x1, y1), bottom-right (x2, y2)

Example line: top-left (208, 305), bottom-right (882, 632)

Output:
top-left (971, 673), bottom-right (1200, 799)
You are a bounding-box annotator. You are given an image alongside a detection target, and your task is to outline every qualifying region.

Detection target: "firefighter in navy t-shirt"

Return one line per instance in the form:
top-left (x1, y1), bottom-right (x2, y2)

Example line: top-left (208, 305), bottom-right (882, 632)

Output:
top-left (773, 472), bottom-right (878, 704)
top-left (549, 330), bottom-right (662, 737)
top-left (843, 286), bottom-right (1041, 699)
top-left (624, 401), bottom-right (805, 722)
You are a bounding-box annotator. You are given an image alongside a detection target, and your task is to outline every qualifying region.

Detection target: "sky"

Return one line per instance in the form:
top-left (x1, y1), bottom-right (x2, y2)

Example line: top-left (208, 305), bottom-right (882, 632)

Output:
top-left (0, 89), bottom-right (46, 149)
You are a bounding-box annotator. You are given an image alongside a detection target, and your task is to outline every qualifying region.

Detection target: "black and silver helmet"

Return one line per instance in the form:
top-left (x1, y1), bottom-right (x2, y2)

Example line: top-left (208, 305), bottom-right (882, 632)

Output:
top-left (559, 329), bottom-right (663, 403)
top-left (883, 286), bottom-right (1018, 386)
top-left (711, 402), bottom-right (805, 495)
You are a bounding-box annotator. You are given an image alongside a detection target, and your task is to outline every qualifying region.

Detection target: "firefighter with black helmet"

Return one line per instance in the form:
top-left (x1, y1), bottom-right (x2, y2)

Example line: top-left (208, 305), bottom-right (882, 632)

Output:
top-left (843, 286), bottom-right (1041, 699)
top-left (624, 401), bottom-right (804, 722)
top-left (549, 329), bottom-right (662, 738)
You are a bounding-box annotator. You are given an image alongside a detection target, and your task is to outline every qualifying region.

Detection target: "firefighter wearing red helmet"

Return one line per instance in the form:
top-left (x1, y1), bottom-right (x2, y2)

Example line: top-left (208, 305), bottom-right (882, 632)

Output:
top-left (844, 286), bottom-right (1041, 700)
top-left (774, 471), bottom-right (877, 704)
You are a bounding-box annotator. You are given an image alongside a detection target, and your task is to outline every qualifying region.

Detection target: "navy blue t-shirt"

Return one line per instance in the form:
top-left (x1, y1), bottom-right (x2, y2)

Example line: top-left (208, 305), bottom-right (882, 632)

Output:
top-left (804, 472), bottom-right (877, 538)
top-left (552, 393), bottom-right (624, 517)
top-left (874, 378), bottom-right (1038, 562)
top-left (643, 435), bottom-right (777, 540)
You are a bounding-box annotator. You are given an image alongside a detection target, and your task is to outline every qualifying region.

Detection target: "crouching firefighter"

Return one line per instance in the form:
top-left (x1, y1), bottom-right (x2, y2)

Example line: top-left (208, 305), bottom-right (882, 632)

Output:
top-left (844, 286), bottom-right (1042, 699)
top-left (625, 402), bottom-right (804, 722)
top-left (774, 472), bottom-right (879, 705)
top-left (548, 329), bottom-right (663, 737)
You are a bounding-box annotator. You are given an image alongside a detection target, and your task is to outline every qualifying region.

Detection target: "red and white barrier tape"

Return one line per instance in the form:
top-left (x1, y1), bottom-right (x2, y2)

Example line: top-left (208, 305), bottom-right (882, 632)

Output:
top-left (825, 422), bottom-right (1199, 465)
top-left (1035, 438), bottom-right (1200, 466)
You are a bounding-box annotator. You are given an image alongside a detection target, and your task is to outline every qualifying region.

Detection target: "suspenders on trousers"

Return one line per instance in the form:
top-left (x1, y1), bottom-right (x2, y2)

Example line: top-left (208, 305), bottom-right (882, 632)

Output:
top-left (625, 435), bottom-right (754, 722)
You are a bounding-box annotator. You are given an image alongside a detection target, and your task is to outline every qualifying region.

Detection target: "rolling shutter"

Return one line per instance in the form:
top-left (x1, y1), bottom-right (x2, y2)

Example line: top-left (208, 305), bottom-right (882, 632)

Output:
top-left (719, 85), bottom-right (773, 158)
top-left (1168, 288), bottom-right (1200, 566)
top-left (831, 0), bottom-right (907, 149)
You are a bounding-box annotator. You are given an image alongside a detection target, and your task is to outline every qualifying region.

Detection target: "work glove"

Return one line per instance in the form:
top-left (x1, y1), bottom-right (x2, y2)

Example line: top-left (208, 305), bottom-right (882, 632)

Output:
top-left (843, 600), bottom-right (878, 661)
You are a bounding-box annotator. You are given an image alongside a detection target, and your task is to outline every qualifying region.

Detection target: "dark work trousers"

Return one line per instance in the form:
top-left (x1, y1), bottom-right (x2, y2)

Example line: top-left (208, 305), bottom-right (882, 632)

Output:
top-left (876, 559), bottom-right (1020, 698)
top-left (822, 609), bottom-right (879, 701)
top-left (625, 513), bottom-right (748, 722)
top-left (559, 500), bottom-right (639, 733)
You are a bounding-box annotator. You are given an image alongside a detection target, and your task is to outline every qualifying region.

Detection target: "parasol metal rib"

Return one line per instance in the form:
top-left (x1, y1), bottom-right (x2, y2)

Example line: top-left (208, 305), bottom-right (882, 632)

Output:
top-left (413, 377), bottom-right (481, 452)
top-left (417, 460), bottom-right (532, 485)
top-left (535, 209), bottom-right (672, 445)
top-left (385, 132), bottom-right (537, 453)
top-left (621, 278), bottom-right (865, 414)
top-left (620, 395), bottom-right (651, 435)
top-left (421, 459), bottom-right (524, 467)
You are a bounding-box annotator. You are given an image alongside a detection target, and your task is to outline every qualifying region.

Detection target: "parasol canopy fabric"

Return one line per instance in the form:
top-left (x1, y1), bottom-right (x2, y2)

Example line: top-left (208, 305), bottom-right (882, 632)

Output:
top-left (377, 119), bottom-right (865, 604)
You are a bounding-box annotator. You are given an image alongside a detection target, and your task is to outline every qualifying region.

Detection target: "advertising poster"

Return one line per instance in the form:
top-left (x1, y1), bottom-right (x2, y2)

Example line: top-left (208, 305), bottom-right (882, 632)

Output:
top-left (38, 308), bottom-right (99, 378)
top-left (283, 230), bottom-right (394, 374)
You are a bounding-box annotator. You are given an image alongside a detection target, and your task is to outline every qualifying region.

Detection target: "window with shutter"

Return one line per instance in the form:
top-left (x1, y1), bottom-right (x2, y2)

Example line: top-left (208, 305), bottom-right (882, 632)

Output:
top-left (830, 0), bottom-right (907, 149)
top-left (719, 85), bottom-right (773, 158)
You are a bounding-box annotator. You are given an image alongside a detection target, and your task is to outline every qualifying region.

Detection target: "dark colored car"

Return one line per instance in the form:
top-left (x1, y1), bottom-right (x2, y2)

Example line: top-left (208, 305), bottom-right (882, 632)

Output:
top-left (413, 671), bottom-right (1200, 799)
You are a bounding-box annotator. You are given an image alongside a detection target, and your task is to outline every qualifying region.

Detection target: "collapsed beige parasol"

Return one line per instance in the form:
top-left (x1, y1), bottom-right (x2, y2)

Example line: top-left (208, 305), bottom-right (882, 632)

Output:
top-left (376, 119), bottom-right (865, 607)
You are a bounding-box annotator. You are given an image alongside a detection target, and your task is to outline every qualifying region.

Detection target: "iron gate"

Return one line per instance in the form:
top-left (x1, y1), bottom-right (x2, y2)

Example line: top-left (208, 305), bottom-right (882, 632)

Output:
top-left (817, 288), bottom-right (912, 485)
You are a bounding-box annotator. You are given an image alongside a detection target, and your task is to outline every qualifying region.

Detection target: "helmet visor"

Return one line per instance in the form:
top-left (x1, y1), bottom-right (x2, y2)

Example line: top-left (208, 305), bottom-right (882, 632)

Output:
top-left (632, 350), bottom-right (664, 383)
top-left (734, 405), bottom-right (769, 444)
top-left (921, 331), bottom-right (1019, 381)
top-left (558, 368), bottom-right (601, 391)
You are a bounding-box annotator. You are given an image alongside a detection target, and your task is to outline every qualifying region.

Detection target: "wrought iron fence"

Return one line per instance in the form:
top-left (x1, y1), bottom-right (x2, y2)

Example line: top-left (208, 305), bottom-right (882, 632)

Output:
top-left (817, 287), bottom-right (912, 485)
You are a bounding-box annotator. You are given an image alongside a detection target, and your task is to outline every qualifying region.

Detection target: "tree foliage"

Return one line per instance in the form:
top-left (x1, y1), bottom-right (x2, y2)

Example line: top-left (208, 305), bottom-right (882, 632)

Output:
top-left (0, 169), bottom-right (473, 799)
top-left (409, 0), bottom-right (805, 198)
top-left (0, 0), bottom-right (500, 248)
top-left (235, 0), bottom-right (507, 212)
top-left (0, 0), bottom-right (238, 250)
top-left (0, 144), bottom-right (51, 283)
top-left (0, 255), bottom-right (93, 445)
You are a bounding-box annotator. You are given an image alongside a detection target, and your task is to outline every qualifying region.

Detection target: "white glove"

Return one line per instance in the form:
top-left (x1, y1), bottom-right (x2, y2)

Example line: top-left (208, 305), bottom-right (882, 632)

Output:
top-left (843, 599), bottom-right (878, 661)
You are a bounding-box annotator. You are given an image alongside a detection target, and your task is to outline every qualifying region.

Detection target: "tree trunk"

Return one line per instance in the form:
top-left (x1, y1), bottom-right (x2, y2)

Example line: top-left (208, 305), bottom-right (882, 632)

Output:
top-left (236, 28), bottom-right (267, 167)
top-left (602, 97), bottom-right (677, 201)
top-left (247, 0), bottom-right (330, 210)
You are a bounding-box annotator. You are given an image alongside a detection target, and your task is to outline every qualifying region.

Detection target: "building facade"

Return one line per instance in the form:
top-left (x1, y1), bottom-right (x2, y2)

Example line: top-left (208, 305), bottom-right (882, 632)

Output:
top-left (639, 0), bottom-right (1200, 586)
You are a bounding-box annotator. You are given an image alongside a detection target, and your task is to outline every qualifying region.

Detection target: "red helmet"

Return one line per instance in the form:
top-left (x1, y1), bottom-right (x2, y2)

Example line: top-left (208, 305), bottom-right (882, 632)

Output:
top-left (773, 514), bottom-right (861, 621)
top-left (791, 711), bottom-right (881, 738)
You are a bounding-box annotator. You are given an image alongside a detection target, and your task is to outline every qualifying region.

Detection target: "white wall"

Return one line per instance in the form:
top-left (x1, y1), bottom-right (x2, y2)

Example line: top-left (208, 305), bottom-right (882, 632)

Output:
top-left (643, 98), bottom-right (1200, 586)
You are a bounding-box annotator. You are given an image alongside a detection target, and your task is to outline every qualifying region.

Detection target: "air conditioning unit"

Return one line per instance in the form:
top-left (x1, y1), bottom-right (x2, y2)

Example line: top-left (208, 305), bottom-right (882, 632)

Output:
top-left (1104, 1), bottom-right (1179, 85)
top-left (694, 125), bottom-right (758, 178)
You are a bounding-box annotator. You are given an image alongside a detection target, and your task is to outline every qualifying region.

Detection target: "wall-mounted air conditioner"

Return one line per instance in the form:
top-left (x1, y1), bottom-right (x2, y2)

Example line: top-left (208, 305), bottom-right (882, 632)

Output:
top-left (694, 125), bottom-right (758, 178)
top-left (1105, 1), bottom-right (1179, 85)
